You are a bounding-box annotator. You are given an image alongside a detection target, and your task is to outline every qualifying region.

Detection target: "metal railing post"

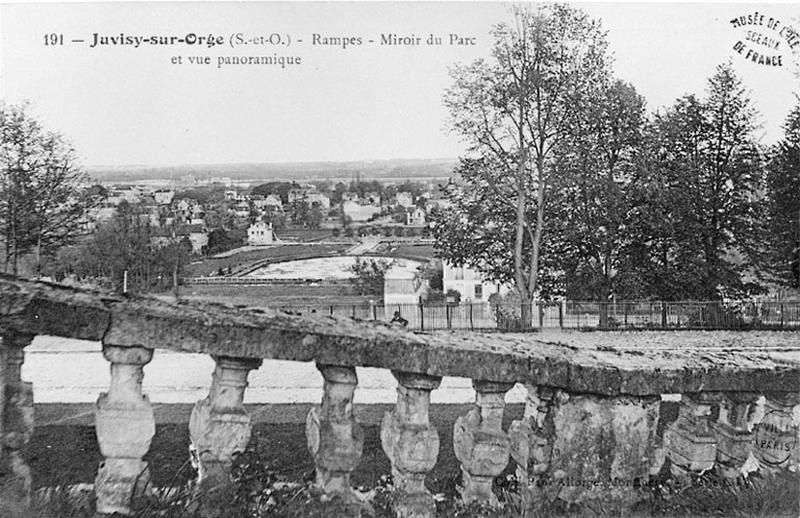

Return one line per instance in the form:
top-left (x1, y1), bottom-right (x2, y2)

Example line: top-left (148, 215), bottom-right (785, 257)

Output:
top-left (623, 303), bottom-right (628, 328)
top-left (469, 303), bottom-right (474, 331)
top-left (446, 304), bottom-right (452, 330)
top-left (538, 303), bottom-right (544, 329)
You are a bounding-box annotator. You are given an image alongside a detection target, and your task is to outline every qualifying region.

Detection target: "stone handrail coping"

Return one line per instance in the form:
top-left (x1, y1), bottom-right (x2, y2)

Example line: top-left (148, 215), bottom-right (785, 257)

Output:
top-left (1, 274), bottom-right (798, 396)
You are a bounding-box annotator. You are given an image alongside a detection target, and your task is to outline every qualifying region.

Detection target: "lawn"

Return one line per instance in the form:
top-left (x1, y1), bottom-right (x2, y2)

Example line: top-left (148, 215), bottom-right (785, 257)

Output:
top-left (185, 243), bottom-right (352, 277)
top-left (275, 229), bottom-right (336, 242)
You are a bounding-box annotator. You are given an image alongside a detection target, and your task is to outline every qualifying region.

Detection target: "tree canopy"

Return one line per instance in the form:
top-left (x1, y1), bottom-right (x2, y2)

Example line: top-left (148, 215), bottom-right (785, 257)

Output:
top-left (763, 103), bottom-right (800, 291)
top-left (435, 4), bottom-right (613, 324)
top-left (435, 15), bottom-right (768, 304)
top-left (0, 102), bottom-right (100, 275)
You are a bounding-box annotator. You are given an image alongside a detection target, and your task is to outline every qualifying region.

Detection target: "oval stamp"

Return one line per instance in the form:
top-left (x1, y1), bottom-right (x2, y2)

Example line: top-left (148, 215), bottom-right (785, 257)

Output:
top-left (728, 11), bottom-right (799, 68)
top-left (753, 409), bottom-right (798, 467)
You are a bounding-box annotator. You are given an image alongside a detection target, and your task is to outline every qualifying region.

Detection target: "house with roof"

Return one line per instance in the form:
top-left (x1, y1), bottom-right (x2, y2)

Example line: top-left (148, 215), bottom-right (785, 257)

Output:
top-left (151, 225), bottom-right (208, 254)
top-left (232, 201), bottom-right (250, 219)
top-left (247, 219), bottom-right (275, 245)
top-left (287, 188), bottom-right (307, 204)
top-left (406, 207), bottom-right (426, 226)
top-left (383, 261), bottom-right (429, 306)
top-left (307, 192), bottom-right (331, 210)
top-left (264, 194), bottom-right (283, 209)
top-left (396, 192), bottom-right (415, 208)
top-left (154, 189), bottom-right (175, 205)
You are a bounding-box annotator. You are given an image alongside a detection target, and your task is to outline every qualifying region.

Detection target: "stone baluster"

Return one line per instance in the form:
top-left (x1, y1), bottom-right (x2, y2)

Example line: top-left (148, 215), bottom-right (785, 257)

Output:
top-left (380, 371), bottom-right (442, 518)
top-left (663, 392), bottom-right (717, 480)
top-left (540, 390), bottom-right (661, 510)
top-left (0, 331), bottom-right (35, 506)
top-left (306, 363), bottom-right (363, 502)
top-left (94, 344), bottom-right (155, 515)
top-left (753, 391), bottom-right (800, 473)
top-left (189, 356), bottom-right (263, 493)
top-left (509, 385), bottom-right (556, 485)
top-left (708, 391), bottom-right (759, 478)
top-left (453, 379), bottom-right (514, 506)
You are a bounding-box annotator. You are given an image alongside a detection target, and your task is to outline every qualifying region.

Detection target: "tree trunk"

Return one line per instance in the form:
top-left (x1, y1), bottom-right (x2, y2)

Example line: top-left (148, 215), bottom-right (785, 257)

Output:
top-left (173, 257), bottom-right (179, 299)
top-left (598, 300), bottom-right (609, 330)
top-left (519, 290), bottom-right (532, 332)
top-left (35, 237), bottom-right (42, 278)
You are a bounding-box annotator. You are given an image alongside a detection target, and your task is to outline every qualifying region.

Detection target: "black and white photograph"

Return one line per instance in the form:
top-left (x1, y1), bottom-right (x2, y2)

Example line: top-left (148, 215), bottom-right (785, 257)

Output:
top-left (0, 1), bottom-right (799, 517)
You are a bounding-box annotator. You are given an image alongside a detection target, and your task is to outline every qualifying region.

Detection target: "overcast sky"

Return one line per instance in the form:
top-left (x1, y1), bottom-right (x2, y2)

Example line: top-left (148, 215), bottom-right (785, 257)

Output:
top-left (1, 2), bottom-right (798, 167)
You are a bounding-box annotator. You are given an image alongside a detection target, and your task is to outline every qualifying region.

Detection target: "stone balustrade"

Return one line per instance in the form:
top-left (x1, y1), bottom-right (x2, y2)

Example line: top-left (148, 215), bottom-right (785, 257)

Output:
top-left (1, 274), bottom-right (799, 516)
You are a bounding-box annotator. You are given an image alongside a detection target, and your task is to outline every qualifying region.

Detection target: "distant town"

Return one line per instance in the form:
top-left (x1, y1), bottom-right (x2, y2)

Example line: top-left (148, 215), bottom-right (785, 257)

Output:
top-left (89, 172), bottom-right (451, 254)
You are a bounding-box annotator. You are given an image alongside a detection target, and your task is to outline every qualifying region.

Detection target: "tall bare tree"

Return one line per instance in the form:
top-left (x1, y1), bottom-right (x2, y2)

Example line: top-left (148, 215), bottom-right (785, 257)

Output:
top-left (0, 102), bottom-right (97, 275)
top-left (437, 4), bottom-right (611, 326)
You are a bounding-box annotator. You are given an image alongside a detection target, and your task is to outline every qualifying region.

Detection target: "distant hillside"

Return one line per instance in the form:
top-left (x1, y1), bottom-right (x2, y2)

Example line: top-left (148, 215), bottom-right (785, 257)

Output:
top-left (87, 158), bottom-right (458, 183)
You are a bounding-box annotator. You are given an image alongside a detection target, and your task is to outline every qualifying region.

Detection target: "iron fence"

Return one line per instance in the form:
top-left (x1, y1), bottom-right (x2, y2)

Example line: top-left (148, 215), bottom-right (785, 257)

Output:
top-left (273, 300), bottom-right (800, 332)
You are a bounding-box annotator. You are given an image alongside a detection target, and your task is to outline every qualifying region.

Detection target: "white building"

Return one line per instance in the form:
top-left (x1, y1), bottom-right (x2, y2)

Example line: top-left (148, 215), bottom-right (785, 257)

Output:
top-left (406, 207), bottom-right (426, 226)
top-left (396, 192), bottom-right (414, 208)
top-left (185, 228), bottom-right (209, 254)
top-left (442, 262), bottom-right (509, 303)
top-left (307, 192), bottom-right (331, 210)
top-left (176, 199), bottom-right (192, 213)
top-left (383, 261), bottom-right (428, 305)
top-left (233, 202), bottom-right (250, 219)
top-left (117, 187), bottom-right (141, 203)
top-left (247, 220), bottom-right (275, 245)
top-left (154, 189), bottom-right (175, 205)
top-left (264, 194), bottom-right (283, 208)
top-left (288, 188), bottom-right (306, 204)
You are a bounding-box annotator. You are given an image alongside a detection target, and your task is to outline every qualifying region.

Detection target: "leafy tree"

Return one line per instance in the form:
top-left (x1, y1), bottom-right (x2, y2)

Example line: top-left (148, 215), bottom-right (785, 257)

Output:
top-left (348, 179), bottom-right (383, 199)
top-left (396, 181), bottom-right (425, 199)
top-left (262, 208), bottom-right (286, 230)
top-left (331, 182), bottom-right (347, 204)
top-left (763, 104), bottom-right (800, 290)
top-left (383, 184), bottom-right (397, 203)
top-left (308, 205), bottom-right (323, 229)
top-left (49, 202), bottom-right (193, 293)
top-left (349, 258), bottom-right (391, 296)
top-left (627, 63), bottom-right (763, 299)
top-left (417, 259), bottom-right (444, 302)
top-left (436, 4), bottom-right (611, 326)
top-left (289, 200), bottom-right (322, 228)
top-left (204, 202), bottom-right (235, 229)
top-left (290, 200), bottom-right (309, 227)
top-left (207, 227), bottom-right (242, 255)
top-left (0, 102), bottom-right (100, 275)
top-left (550, 80), bottom-right (647, 305)
top-left (251, 182), bottom-right (293, 204)
top-left (175, 186), bottom-right (224, 205)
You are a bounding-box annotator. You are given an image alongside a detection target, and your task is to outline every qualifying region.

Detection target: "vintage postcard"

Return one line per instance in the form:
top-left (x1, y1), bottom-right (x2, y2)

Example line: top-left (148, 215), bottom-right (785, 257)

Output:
top-left (0, 2), bottom-right (798, 517)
